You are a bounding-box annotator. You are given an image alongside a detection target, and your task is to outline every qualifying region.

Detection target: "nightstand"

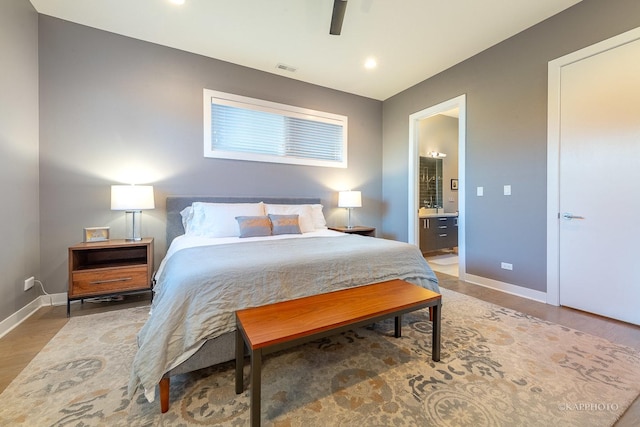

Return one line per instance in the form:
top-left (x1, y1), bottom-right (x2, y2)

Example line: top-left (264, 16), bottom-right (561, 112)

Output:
top-left (67, 238), bottom-right (154, 316)
top-left (328, 226), bottom-right (376, 237)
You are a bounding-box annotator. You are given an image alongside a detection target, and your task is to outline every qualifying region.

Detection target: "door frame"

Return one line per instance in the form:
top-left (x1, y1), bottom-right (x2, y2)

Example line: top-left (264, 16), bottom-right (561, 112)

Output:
top-left (546, 26), bottom-right (640, 306)
top-left (408, 94), bottom-right (466, 280)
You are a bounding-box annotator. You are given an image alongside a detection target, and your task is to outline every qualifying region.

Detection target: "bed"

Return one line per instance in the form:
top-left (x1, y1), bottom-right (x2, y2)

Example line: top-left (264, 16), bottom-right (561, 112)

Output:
top-left (128, 196), bottom-right (440, 412)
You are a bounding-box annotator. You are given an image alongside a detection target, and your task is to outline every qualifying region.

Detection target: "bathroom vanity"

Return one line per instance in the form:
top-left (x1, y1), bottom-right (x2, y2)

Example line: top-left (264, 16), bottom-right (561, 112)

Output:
top-left (419, 213), bottom-right (458, 253)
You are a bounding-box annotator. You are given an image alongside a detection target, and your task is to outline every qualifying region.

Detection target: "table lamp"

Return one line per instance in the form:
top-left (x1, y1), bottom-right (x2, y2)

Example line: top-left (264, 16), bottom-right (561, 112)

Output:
top-left (111, 185), bottom-right (155, 241)
top-left (338, 190), bottom-right (361, 229)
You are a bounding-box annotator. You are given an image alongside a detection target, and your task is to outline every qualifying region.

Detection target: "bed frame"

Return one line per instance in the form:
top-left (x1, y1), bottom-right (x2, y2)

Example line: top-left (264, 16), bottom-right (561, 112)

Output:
top-left (159, 196), bottom-right (322, 412)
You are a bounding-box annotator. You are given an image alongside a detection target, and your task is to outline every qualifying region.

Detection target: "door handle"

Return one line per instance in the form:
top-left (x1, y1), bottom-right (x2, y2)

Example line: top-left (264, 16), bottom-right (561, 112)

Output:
top-left (562, 213), bottom-right (585, 220)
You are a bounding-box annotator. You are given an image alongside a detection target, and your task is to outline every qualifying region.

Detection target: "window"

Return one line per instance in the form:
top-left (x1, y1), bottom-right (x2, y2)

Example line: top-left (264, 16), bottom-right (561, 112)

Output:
top-left (203, 89), bottom-right (347, 168)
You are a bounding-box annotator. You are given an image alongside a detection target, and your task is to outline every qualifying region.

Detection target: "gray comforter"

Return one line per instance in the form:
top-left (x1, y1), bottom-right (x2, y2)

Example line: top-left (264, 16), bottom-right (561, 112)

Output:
top-left (129, 235), bottom-right (439, 401)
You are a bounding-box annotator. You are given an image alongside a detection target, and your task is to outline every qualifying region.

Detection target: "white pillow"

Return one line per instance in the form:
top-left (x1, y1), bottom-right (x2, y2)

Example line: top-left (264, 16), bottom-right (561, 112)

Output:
top-left (264, 204), bottom-right (315, 233)
top-left (310, 204), bottom-right (327, 229)
top-left (188, 202), bottom-right (265, 237)
top-left (180, 206), bottom-right (194, 233)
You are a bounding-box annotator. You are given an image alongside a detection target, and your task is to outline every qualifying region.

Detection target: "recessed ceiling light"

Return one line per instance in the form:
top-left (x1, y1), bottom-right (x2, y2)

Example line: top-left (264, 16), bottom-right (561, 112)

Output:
top-left (169, 0), bottom-right (185, 5)
top-left (364, 57), bottom-right (377, 70)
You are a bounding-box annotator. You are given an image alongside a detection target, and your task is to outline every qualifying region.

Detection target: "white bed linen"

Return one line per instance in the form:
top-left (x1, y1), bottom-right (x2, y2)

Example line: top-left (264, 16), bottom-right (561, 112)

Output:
top-left (134, 230), bottom-right (438, 402)
top-left (156, 229), bottom-right (347, 279)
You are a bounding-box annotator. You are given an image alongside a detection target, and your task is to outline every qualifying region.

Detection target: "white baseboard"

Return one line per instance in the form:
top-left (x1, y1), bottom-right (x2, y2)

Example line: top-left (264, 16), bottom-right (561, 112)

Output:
top-left (464, 273), bottom-right (547, 303)
top-left (41, 292), bottom-right (68, 307)
top-left (0, 292), bottom-right (67, 339)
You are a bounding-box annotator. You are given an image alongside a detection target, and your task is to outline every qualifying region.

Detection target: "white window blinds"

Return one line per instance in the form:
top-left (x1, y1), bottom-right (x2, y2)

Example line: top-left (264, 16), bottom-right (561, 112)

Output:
top-left (203, 89), bottom-right (347, 168)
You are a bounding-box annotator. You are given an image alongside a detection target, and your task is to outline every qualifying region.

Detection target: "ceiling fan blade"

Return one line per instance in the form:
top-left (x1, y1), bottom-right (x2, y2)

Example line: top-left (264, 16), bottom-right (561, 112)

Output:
top-left (329, 0), bottom-right (348, 35)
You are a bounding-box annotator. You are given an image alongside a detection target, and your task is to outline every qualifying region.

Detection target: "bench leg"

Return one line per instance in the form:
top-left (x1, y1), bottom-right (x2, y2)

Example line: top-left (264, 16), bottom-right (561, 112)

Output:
top-left (159, 377), bottom-right (170, 413)
top-left (394, 315), bottom-right (402, 337)
top-left (431, 302), bottom-right (441, 362)
top-left (235, 327), bottom-right (244, 394)
top-left (250, 348), bottom-right (262, 427)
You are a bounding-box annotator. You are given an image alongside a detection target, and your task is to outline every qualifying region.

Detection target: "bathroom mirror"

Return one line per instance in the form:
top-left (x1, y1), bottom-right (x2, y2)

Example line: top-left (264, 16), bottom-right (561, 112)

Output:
top-left (419, 157), bottom-right (442, 209)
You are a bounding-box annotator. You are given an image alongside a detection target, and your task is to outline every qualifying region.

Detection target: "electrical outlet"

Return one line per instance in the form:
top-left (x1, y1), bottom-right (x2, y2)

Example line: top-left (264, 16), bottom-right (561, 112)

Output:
top-left (501, 262), bottom-right (513, 271)
top-left (24, 276), bottom-right (35, 291)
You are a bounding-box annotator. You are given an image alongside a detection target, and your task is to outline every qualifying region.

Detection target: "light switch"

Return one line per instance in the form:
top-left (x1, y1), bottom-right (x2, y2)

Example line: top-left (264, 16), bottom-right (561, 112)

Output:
top-left (504, 185), bottom-right (511, 196)
top-left (477, 186), bottom-right (484, 196)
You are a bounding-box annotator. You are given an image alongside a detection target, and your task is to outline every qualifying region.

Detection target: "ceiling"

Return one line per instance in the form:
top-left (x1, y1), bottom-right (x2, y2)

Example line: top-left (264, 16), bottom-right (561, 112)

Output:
top-left (30, 0), bottom-right (582, 101)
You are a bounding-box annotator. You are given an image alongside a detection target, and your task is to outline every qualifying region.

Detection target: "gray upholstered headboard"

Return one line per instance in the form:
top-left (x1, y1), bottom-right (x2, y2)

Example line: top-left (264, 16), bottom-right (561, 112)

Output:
top-left (166, 196), bottom-right (322, 245)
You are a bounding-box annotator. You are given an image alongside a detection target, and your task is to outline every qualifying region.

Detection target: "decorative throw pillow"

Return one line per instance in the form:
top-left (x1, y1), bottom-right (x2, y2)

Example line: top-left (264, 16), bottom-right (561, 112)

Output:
top-left (264, 204), bottom-right (314, 233)
top-left (269, 214), bottom-right (302, 235)
top-left (235, 216), bottom-right (272, 238)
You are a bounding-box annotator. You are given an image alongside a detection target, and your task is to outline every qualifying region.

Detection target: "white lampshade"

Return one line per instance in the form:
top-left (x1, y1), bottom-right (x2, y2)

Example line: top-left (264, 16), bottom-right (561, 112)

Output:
top-left (338, 190), bottom-right (362, 208)
top-left (111, 185), bottom-right (155, 211)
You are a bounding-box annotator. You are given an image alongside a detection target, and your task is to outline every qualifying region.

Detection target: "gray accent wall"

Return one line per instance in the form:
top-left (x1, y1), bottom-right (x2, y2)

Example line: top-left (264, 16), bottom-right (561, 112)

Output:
top-left (382, 0), bottom-right (640, 293)
top-left (0, 0), bottom-right (40, 322)
top-left (38, 16), bottom-right (382, 295)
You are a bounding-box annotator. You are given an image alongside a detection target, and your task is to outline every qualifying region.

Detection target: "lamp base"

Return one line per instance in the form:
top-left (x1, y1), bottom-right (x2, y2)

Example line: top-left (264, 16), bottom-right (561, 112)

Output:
top-left (125, 210), bottom-right (143, 241)
top-left (346, 208), bottom-right (354, 229)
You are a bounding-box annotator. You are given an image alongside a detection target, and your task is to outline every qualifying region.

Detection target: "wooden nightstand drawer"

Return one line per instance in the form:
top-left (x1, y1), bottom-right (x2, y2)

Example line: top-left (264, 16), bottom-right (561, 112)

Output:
top-left (70, 265), bottom-right (149, 297)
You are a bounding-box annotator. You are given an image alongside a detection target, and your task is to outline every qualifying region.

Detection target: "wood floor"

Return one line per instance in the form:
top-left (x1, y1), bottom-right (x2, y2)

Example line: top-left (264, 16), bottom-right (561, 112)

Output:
top-left (1, 274), bottom-right (638, 425)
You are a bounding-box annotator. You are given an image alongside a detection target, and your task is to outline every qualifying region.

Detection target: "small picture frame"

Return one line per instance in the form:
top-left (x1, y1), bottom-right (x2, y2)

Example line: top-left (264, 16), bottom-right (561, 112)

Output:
top-left (451, 179), bottom-right (459, 191)
top-left (84, 226), bottom-right (110, 242)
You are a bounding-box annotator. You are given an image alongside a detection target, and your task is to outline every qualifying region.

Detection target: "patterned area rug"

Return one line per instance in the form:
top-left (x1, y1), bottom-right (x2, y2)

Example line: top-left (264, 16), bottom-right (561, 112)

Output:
top-left (1, 289), bottom-right (639, 426)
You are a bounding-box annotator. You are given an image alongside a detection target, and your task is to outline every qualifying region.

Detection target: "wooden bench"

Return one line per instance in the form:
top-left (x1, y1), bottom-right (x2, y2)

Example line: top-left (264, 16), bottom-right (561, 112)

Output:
top-left (235, 279), bottom-right (442, 426)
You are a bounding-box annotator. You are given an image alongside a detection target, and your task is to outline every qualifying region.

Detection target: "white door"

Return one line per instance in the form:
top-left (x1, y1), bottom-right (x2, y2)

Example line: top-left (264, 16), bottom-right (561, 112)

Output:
top-left (558, 37), bottom-right (640, 325)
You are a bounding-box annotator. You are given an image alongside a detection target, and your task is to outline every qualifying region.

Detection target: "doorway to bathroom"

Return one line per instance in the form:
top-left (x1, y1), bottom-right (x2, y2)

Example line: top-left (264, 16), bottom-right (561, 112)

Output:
top-left (408, 95), bottom-right (466, 280)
